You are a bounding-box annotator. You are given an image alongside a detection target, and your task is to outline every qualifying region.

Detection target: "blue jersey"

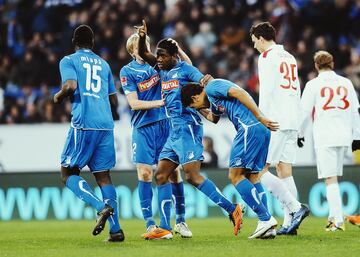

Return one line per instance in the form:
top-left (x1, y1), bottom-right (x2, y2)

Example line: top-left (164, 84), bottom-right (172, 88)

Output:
top-left (120, 60), bottom-right (167, 128)
top-left (206, 79), bottom-right (259, 131)
top-left (159, 61), bottom-right (204, 125)
top-left (59, 49), bottom-right (116, 130)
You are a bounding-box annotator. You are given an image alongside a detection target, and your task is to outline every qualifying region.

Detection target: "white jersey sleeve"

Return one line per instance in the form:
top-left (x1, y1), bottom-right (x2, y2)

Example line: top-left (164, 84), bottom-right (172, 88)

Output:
top-left (348, 80), bottom-right (360, 140)
top-left (298, 80), bottom-right (316, 136)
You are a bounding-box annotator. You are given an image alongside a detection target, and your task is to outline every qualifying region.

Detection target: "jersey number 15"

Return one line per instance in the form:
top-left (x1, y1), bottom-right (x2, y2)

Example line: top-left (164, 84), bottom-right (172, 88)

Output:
top-left (83, 63), bottom-right (102, 93)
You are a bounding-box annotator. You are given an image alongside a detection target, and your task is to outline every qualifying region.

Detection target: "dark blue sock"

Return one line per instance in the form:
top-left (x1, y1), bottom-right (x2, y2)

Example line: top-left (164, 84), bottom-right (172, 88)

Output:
top-left (254, 182), bottom-right (268, 209)
top-left (235, 179), bottom-right (271, 221)
top-left (66, 175), bottom-right (104, 212)
top-left (138, 181), bottom-right (155, 228)
top-left (197, 179), bottom-right (235, 214)
top-left (171, 182), bottom-right (185, 223)
top-left (158, 183), bottom-right (172, 231)
top-left (101, 184), bottom-right (121, 233)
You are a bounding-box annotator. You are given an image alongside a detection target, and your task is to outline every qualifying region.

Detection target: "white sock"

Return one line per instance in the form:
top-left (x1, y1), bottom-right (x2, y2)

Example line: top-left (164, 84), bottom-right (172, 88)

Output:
top-left (326, 183), bottom-right (344, 226)
top-left (261, 172), bottom-right (301, 227)
top-left (281, 176), bottom-right (298, 199)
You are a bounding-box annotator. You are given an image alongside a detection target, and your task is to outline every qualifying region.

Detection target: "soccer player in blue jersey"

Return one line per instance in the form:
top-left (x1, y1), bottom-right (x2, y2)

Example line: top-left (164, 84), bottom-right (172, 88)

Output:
top-left (181, 78), bottom-right (280, 239)
top-left (120, 33), bottom-right (192, 237)
top-left (137, 21), bottom-right (243, 240)
top-left (53, 25), bottom-right (124, 242)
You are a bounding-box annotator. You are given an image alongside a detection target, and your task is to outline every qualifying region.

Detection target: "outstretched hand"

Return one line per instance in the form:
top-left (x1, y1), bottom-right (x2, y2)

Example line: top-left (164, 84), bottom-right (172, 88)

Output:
top-left (258, 116), bottom-right (279, 131)
top-left (167, 38), bottom-right (179, 48)
top-left (135, 19), bottom-right (147, 37)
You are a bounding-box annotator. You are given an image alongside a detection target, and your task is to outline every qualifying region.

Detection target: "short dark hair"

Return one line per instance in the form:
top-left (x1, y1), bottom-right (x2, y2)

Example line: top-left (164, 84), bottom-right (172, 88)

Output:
top-left (72, 25), bottom-right (94, 49)
top-left (181, 82), bottom-right (203, 107)
top-left (250, 22), bottom-right (276, 41)
top-left (157, 38), bottom-right (178, 56)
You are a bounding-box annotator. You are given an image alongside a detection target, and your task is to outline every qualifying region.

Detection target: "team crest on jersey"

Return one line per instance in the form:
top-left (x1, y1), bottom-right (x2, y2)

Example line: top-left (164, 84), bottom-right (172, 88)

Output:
top-left (187, 151), bottom-right (195, 160)
top-left (121, 76), bottom-right (127, 86)
top-left (235, 158), bottom-right (242, 166)
top-left (138, 74), bottom-right (160, 92)
top-left (162, 80), bottom-right (179, 91)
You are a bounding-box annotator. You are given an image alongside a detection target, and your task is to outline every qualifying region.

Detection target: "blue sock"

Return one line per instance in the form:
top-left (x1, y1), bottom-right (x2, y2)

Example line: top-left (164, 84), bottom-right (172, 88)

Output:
top-left (101, 184), bottom-right (121, 233)
top-left (66, 175), bottom-right (104, 212)
top-left (197, 179), bottom-right (235, 214)
top-left (138, 181), bottom-right (155, 228)
top-left (235, 179), bottom-right (271, 221)
top-left (254, 182), bottom-right (268, 209)
top-left (158, 183), bottom-right (172, 231)
top-left (171, 182), bottom-right (185, 224)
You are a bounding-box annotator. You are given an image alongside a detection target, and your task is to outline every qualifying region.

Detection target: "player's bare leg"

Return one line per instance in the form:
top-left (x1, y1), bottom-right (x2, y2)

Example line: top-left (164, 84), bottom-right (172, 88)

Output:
top-left (169, 167), bottom-right (192, 238)
top-left (324, 176), bottom-right (345, 232)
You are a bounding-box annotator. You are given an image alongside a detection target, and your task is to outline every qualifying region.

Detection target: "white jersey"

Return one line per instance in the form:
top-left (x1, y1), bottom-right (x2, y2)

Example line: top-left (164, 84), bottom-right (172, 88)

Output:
top-left (299, 70), bottom-right (360, 148)
top-left (258, 44), bottom-right (301, 130)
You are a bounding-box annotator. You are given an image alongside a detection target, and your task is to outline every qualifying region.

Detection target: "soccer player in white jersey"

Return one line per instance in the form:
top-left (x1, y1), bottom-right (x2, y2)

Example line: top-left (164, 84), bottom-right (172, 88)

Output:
top-left (250, 22), bottom-right (309, 235)
top-left (299, 51), bottom-right (360, 231)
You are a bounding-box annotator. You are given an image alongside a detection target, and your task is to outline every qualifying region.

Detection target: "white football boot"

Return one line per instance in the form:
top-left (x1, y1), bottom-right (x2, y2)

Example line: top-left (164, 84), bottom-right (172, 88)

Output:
top-left (174, 222), bottom-right (193, 238)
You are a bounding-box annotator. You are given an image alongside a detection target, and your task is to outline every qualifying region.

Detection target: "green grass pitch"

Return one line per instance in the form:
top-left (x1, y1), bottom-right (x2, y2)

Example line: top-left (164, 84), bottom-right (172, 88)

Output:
top-left (1, 217), bottom-right (359, 257)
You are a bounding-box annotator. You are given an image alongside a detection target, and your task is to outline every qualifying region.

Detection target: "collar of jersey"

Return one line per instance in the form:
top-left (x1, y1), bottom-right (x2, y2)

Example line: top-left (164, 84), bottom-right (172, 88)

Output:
top-left (76, 49), bottom-right (92, 53)
top-left (318, 70), bottom-right (336, 78)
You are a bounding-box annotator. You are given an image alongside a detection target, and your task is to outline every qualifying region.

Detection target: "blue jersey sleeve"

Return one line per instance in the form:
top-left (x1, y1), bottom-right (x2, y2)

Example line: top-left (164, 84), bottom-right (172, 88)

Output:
top-left (205, 79), bottom-right (233, 98)
top-left (59, 56), bottom-right (77, 83)
top-left (120, 67), bottom-right (137, 95)
top-left (108, 71), bottom-right (117, 95)
top-left (184, 63), bottom-right (203, 83)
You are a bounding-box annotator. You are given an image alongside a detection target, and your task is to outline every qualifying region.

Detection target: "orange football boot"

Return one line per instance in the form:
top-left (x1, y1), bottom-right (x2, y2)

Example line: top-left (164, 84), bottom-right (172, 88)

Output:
top-left (142, 227), bottom-right (173, 240)
top-left (229, 204), bottom-right (243, 236)
top-left (346, 215), bottom-right (360, 226)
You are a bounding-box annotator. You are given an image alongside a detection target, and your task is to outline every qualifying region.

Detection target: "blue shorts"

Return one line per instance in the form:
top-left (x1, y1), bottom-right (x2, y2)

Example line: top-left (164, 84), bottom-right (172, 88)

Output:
top-left (132, 119), bottom-right (170, 165)
top-left (61, 127), bottom-right (116, 172)
top-left (229, 123), bottom-right (270, 172)
top-left (159, 123), bottom-right (204, 165)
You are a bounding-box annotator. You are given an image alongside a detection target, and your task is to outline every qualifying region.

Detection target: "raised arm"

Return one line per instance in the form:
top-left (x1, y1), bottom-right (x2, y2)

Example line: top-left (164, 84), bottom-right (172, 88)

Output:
top-left (137, 20), bottom-right (157, 67)
top-left (228, 86), bottom-right (279, 131)
top-left (54, 80), bottom-right (77, 104)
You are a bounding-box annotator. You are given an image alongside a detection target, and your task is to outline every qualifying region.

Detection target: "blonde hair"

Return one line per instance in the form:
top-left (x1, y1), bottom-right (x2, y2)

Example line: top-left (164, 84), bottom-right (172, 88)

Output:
top-left (314, 50), bottom-right (334, 70)
top-left (126, 33), bottom-right (150, 56)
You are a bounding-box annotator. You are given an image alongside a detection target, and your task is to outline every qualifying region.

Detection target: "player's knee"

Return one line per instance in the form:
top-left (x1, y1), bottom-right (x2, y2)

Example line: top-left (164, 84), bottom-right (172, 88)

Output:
top-left (228, 172), bottom-right (244, 185)
top-left (61, 173), bottom-right (69, 185)
top-left (154, 171), bottom-right (167, 185)
top-left (185, 172), bottom-right (202, 187)
top-left (138, 167), bottom-right (153, 182)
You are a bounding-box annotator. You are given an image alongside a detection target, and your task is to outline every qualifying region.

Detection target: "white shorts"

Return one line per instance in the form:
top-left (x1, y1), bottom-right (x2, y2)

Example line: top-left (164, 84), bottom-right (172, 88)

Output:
top-left (315, 146), bottom-right (347, 179)
top-left (266, 130), bottom-right (297, 165)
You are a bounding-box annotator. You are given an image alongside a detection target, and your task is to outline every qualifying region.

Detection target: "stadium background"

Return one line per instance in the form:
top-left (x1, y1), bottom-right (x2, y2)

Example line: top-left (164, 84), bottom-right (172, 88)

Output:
top-left (0, 0), bottom-right (360, 221)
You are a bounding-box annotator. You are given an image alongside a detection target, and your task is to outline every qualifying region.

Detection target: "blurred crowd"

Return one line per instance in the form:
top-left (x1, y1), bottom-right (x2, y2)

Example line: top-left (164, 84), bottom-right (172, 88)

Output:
top-left (1, 0), bottom-right (360, 124)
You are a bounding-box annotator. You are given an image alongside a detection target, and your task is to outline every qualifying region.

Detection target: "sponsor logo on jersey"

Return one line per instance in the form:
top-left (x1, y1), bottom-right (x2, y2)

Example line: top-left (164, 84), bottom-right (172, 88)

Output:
top-left (121, 76), bottom-right (127, 86)
top-left (138, 74), bottom-right (160, 92)
top-left (162, 80), bottom-right (179, 91)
